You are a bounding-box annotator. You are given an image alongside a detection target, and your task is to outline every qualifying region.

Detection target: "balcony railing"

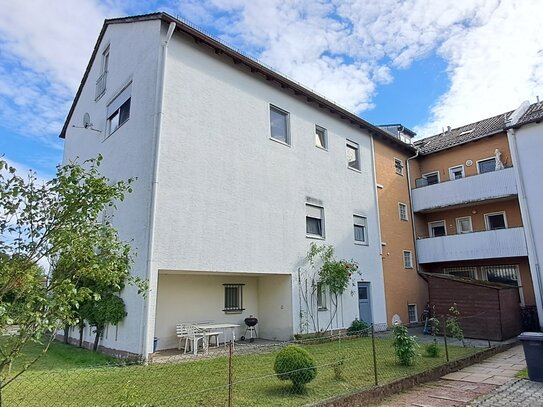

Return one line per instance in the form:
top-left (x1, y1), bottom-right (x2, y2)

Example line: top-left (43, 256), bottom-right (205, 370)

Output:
top-left (95, 70), bottom-right (107, 100)
top-left (412, 167), bottom-right (517, 212)
top-left (416, 227), bottom-right (527, 264)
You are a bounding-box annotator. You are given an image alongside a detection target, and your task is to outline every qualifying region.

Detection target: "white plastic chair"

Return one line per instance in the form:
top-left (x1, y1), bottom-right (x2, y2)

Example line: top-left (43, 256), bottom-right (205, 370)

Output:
top-left (184, 324), bottom-right (205, 355)
top-left (176, 324), bottom-right (189, 350)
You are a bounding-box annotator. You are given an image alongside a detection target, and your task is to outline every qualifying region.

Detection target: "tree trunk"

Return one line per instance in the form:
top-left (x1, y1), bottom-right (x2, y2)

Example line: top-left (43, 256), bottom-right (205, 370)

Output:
top-left (63, 325), bottom-right (70, 344)
top-left (92, 327), bottom-right (102, 352)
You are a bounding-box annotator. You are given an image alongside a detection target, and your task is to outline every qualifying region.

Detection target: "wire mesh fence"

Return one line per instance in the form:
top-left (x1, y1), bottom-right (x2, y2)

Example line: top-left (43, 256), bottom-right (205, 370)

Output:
top-left (3, 320), bottom-right (496, 407)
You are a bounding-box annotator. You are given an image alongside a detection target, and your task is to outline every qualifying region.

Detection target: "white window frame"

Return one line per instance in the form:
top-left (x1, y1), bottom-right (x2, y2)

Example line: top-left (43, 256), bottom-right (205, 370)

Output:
top-left (403, 250), bottom-right (413, 269)
top-left (315, 125), bottom-right (328, 150)
top-left (346, 140), bottom-right (361, 171)
top-left (428, 220), bottom-right (447, 237)
top-left (407, 304), bottom-right (418, 323)
top-left (353, 214), bottom-right (368, 244)
top-left (448, 165), bottom-right (465, 180)
top-left (484, 211), bottom-right (508, 231)
top-left (422, 171), bottom-right (440, 185)
top-left (394, 158), bottom-right (404, 176)
top-left (269, 105), bottom-right (291, 146)
top-left (477, 157), bottom-right (496, 174)
top-left (398, 202), bottom-right (408, 221)
top-left (456, 216), bottom-right (473, 234)
top-left (481, 265), bottom-right (524, 305)
top-left (316, 282), bottom-right (327, 310)
top-left (306, 204), bottom-right (325, 239)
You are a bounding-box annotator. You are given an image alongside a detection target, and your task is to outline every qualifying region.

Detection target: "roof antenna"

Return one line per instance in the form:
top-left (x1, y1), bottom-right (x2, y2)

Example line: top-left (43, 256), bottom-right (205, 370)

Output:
top-left (447, 126), bottom-right (451, 133)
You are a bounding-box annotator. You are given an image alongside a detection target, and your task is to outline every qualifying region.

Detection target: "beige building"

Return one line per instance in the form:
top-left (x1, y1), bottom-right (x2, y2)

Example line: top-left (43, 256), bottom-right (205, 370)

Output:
top-left (409, 113), bottom-right (537, 315)
top-left (373, 125), bottom-right (428, 326)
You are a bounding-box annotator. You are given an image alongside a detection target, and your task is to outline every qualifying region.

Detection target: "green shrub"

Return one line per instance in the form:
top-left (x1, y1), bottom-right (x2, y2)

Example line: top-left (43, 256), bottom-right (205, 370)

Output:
top-left (346, 319), bottom-right (369, 336)
top-left (425, 339), bottom-right (440, 358)
top-left (392, 324), bottom-right (418, 366)
top-left (274, 345), bottom-right (317, 392)
top-left (332, 354), bottom-right (346, 381)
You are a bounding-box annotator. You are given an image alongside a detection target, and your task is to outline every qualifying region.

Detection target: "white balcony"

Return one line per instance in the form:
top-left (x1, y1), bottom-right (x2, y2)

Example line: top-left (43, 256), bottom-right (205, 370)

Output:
top-left (416, 227), bottom-right (528, 264)
top-left (412, 167), bottom-right (517, 213)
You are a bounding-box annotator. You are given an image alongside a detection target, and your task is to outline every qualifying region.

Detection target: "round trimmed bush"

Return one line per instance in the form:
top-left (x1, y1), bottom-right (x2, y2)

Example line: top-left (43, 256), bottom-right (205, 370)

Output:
top-left (274, 345), bottom-right (317, 391)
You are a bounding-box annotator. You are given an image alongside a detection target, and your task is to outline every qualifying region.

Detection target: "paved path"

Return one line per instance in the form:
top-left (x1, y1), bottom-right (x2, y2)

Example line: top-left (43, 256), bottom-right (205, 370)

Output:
top-left (468, 378), bottom-right (543, 407)
top-left (376, 345), bottom-right (529, 407)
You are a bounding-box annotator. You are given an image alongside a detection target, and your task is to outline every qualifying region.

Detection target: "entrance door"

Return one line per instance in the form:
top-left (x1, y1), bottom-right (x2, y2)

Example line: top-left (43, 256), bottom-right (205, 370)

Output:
top-left (358, 282), bottom-right (373, 324)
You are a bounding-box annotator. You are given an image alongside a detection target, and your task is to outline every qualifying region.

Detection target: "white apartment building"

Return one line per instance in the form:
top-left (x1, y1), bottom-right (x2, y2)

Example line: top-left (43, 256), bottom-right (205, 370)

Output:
top-left (61, 13), bottom-right (407, 357)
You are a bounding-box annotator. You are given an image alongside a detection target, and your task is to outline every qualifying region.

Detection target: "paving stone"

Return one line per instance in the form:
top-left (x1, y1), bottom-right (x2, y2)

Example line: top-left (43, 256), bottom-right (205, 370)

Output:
top-left (468, 379), bottom-right (543, 407)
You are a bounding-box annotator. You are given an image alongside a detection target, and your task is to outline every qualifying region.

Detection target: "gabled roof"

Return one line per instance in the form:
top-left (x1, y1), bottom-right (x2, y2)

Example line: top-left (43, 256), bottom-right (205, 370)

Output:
top-left (59, 12), bottom-right (414, 153)
top-left (414, 110), bottom-right (514, 155)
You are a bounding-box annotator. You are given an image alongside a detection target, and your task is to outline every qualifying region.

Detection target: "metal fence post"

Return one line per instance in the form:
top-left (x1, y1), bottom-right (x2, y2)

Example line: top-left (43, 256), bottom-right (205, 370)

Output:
top-left (228, 340), bottom-right (233, 407)
top-left (371, 324), bottom-right (378, 386)
top-left (443, 317), bottom-right (449, 362)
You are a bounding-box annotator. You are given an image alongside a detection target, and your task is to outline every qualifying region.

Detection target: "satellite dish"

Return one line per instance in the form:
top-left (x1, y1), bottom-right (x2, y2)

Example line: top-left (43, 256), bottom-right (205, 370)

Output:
top-left (83, 113), bottom-right (91, 129)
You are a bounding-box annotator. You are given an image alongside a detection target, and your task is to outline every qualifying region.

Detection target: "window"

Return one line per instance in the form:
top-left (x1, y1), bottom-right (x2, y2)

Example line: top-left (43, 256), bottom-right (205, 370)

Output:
top-left (428, 220), bottom-right (446, 237)
top-left (106, 83), bottom-right (132, 136)
top-left (95, 46), bottom-right (109, 100)
top-left (394, 158), bottom-right (404, 175)
top-left (449, 165), bottom-right (464, 180)
top-left (306, 204), bottom-right (324, 238)
top-left (481, 265), bottom-right (524, 305)
top-left (485, 212), bottom-right (507, 230)
top-left (270, 105), bottom-right (290, 145)
top-left (316, 283), bottom-right (327, 310)
top-left (408, 304), bottom-right (418, 323)
top-left (422, 171), bottom-right (439, 185)
top-left (315, 125), bottom-right (327, 149)
top-left (456, 217), bottom-right (473, 234)
top-left (353, 215), bottom-right (367, 244)
top-left (346, 140), bottom-right (360, 170)
top-left (403, 251), bottom-right (413, 269)
top-left (223, 284), bottom-right (244, 312)
top-left (477, 157), bottom-right (496, 174)
top-left (444, 266), bottom-right (477, 279)
top-left (398, 203), bottom-right (408, 221)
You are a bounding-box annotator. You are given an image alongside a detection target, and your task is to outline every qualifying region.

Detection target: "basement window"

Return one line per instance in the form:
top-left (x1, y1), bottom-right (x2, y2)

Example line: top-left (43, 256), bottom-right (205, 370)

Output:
top-left (223, 284), bottom-right (245, 313)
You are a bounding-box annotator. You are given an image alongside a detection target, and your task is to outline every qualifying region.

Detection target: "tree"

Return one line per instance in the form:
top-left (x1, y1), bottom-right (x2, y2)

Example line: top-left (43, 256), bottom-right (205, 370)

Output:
top-left (81, 293), bottom-right (127, 351)
top-left (298, 243), bottom-right (360, 335)
top-left (0, 156), bottom-right (144, 400)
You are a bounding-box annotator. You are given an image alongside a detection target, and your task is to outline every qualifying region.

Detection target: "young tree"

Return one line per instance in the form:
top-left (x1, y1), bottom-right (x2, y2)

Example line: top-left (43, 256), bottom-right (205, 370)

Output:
top-left (0, 156), bottom-right (144, 398)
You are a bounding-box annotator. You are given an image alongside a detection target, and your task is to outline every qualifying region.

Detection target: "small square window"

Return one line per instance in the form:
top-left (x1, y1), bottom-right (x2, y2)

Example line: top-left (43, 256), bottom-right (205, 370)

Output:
top-left (478, 158), bottom-right (496, 174)
top-left (422, 172), bottom-right (439, 185)
top-left (353, 215), bottom-right (367, 244)
top-left (317, 283), bottom-right (327, 310)
top-left (408, 304), bottom-right (418, 323)
top-left (107, 98), bottom-right (131, 135)
top-left (270, 105), bottom-right (290, 145)
top-left (485, 212), bottom-right (506, 230)
top-left (315, 125), bottom-right (327, 149)
top-left (394, 158), bottom-right (404, 175)
top-left (398, 203), bottom-right (408, 221)
top-left (403, 251), bottom-right (413, 269)
top-left (428, 220), bottom-right (446, 237)
top-left (306, 204), bottom-right (324, 238)
top-left (223, 284), bottom-right (244, 313)
top-left (346, 140), bottom-right (360, 170)
top-left (449, 165), bottom-right (464, 180)
top-left (456, 217), bottom-right (473, 234)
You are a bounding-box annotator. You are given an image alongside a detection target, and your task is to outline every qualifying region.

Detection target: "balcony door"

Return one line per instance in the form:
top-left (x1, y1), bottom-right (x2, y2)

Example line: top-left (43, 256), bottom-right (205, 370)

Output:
top-left (428, 220), bottom-right (447, 237)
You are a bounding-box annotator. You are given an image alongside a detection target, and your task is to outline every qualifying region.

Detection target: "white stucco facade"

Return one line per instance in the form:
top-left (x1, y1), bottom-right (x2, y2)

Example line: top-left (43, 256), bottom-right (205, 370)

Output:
top-left (62, 17), bottom-right (387, 357)
top-left (509, 121), bottom-right (543, 327)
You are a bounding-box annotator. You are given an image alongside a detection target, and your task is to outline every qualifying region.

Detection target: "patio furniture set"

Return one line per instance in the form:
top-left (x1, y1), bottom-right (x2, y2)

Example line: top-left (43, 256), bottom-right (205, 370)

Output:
top-left (176, 322), bottom-right (240, 355)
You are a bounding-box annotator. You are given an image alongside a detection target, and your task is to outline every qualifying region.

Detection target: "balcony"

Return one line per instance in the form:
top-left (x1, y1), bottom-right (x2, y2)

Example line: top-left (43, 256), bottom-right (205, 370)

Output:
top-left (412, 167), bottom-right (517, 213)
top-left (416, 227), bottom-right (527, 264)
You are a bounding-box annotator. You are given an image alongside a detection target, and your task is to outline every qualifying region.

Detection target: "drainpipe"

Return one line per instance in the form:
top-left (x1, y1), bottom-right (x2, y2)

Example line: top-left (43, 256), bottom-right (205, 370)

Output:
top-left (370, 135), bottom-right (384, 324)
top-left (140, 21), bottom-right (176, 360)
top-left (507, 127), bottom-right (543, 328)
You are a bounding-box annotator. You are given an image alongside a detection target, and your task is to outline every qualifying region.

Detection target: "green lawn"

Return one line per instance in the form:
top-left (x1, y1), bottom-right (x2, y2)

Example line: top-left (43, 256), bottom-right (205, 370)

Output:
top-left (4, 337), bottom-right (480, 407)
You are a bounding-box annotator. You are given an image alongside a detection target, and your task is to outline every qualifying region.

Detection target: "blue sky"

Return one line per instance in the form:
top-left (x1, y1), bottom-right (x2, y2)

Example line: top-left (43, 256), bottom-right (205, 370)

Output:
top-left (1, 0), bottom-right (543, 179)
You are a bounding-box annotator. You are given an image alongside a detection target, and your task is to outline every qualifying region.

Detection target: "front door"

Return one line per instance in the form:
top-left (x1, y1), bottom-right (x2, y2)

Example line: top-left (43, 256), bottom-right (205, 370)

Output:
top-left (358, 282), bottom-right (373, 324)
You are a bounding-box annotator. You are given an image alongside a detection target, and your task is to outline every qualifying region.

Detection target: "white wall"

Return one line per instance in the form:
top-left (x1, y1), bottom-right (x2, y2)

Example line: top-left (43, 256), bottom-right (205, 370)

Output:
top-left (257, 274), bottom-right (293, 340)
top-left (62, 20), bottom-right (162, 354)
top-left (514, 123), bottom-right (543, 326)
top-left (150, 28), bottom-right (387, 341)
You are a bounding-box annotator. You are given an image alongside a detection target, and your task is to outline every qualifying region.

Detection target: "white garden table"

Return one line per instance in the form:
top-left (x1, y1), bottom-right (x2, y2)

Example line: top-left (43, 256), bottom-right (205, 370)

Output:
top-left (195, 323), bottom-right (240, 353)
